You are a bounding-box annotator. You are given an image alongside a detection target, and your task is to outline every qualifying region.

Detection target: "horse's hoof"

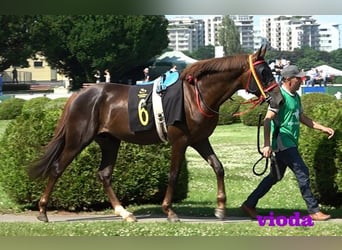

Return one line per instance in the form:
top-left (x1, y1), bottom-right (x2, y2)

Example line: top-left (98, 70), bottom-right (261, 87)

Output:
top-left (167, 215), bottom-right (180, 223)
top-left (214, 208), bottom-right (226, 220)
top-left (37, 213), bottom-right (49, 222)
top-left (124, 214), bottom-right (137, 222)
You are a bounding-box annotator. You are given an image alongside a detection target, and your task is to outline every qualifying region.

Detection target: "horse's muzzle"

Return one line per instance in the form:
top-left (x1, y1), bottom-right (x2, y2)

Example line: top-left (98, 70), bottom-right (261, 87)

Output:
top-left (266, 85), bottom-right (283, 109)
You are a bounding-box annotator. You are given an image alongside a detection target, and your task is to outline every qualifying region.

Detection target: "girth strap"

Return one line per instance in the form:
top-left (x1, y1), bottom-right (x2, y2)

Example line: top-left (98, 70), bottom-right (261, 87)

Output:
top-left (152, 77), bottom-right (168, 142)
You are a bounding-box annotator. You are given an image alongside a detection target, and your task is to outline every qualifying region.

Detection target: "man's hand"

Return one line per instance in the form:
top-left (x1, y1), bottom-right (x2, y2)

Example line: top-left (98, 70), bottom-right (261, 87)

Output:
top-left (262, 146), bottom-right (272, 158)
top-left (322, 127), bottom-right (335, 139)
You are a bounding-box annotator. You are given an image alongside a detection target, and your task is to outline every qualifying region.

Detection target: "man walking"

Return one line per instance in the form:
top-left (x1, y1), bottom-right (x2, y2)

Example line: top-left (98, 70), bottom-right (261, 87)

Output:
top-left (241, 65), bottom-right (334, 221)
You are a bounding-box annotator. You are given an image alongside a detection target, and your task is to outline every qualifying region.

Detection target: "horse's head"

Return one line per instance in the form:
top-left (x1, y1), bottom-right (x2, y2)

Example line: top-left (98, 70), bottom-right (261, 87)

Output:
top-left (245, 45), bottom-right (283, 109)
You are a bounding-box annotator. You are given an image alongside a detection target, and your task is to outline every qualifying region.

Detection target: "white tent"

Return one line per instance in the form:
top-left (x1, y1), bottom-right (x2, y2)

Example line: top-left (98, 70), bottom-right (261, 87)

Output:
top-left (155, 51), bottom-right (197, 65)
top-left (315, 65), bottom-right (342, 76)
top-left (149, 51), bottom-right (198, 78)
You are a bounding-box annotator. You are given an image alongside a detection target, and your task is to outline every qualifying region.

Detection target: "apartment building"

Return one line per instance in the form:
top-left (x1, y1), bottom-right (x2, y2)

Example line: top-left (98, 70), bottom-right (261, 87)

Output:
top-left (204, 16), bottom-right (223, 46)
top-left (260, 16), bottom-right (320, 51)
top-left (167, 17), bottom-right (205, 52)
top-left (230, 15), bottom-right (254, 52)
top-left (168, 15), bottom-right (255, 53)
top-left (168, 15), bottom-right (341, 54)
top-left (319, 24), bottom-right (341, 52)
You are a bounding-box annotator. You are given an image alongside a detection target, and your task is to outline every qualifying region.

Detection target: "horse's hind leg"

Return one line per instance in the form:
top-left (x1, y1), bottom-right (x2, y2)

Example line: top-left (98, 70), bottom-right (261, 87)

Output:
top-left (191, 138), bottom-right (226, 219)
top-left (37, 176), bottom-right (58, 222)
top-left (37, 149), bottom-right (83, 222)
top-left (95, 134), bottom-right (137, 222)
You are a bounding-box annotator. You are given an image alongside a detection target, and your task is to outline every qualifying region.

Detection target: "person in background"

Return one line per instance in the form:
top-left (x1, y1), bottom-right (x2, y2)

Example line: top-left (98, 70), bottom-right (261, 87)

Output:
top-left (300, 69), bottom-right (307, 85)
top-left (274, 60), bottom-right (283, 84)
top-left (94, 70), bottom-right (101, 83)
top-left (284, 60), bottom-right (291, 68)
top-left (169, 64), bottom-right (177, 72)
top-left (143, 68), bottom-right (150, 82)
top-left (104, 69), bottom-right (111, 83)
top-left (240, 65), bottom-right (334, 222)
top-left (12, 67), bottom-right (18, 83)
top-left (306, 68), bottom-right (316, 86)
top-left (0, 72), bottom-right (3, 96)
top-left (320, 69), bottom-right (328, 86)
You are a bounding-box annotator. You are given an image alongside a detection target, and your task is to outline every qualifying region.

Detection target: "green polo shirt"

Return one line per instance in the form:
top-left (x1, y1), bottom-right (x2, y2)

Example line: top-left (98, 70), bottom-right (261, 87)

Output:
top-left (271, 87), bottom-right (302, 151)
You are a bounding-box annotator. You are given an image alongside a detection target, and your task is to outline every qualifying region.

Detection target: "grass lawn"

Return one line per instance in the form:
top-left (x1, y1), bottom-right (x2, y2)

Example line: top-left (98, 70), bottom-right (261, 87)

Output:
top-left (0, 122), bottom-right (341, 236)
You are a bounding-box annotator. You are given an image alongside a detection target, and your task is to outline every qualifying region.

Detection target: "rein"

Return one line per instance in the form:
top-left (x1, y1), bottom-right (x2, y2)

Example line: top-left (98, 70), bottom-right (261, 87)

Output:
top-left (192, 54), bottom-right (278, 118)
top-left (194, 81), bottom-right (218, 118)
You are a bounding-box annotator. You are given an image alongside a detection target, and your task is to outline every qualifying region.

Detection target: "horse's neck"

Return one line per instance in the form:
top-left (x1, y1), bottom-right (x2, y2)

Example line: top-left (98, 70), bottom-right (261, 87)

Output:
top-left (200, 76), bottom-right (242, 108)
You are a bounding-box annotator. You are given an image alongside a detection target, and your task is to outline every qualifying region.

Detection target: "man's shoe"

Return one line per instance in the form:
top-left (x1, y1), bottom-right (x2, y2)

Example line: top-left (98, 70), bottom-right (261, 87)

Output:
top-left (240, 204), bottom-right (257, 219)
top-left (309, 211), bottom-right (331, 221)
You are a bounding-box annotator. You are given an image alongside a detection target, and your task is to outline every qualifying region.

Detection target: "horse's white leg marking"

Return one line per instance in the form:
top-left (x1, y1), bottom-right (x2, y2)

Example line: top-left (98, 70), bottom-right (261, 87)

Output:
top-left (114, 205), bottom-right (136, 221)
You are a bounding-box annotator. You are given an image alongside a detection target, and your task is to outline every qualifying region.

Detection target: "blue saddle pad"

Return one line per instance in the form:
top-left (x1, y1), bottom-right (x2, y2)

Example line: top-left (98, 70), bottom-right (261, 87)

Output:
top-left (136, 71), bottom-right (180, 91)
top-left (162, 71), bottom-right (179, 87)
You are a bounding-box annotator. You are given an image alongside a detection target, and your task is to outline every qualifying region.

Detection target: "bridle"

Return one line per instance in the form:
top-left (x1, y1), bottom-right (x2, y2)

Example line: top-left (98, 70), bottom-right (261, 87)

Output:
top-left (232, 55), bottom-right (279, 117)
top-left (194, 54), bottom-right (278, 118)
top-left (244, 55), bottom-right (279, 105)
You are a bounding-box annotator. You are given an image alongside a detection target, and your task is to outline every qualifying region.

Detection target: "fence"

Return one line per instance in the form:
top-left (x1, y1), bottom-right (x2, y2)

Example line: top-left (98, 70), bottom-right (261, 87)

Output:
top-left (301, 84), bottom-right (342, 99)
top-left (2, 71), bottom-right (32, 83)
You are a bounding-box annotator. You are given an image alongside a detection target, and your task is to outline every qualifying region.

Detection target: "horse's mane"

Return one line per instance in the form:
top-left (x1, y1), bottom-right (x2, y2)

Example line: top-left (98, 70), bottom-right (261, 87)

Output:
top-left (180, 54), bottom-right (248, 81)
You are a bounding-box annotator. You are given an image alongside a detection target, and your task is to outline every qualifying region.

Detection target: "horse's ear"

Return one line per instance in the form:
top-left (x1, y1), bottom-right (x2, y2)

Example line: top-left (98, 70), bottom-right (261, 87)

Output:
top-left (254, 44), bottom-right (267, 59)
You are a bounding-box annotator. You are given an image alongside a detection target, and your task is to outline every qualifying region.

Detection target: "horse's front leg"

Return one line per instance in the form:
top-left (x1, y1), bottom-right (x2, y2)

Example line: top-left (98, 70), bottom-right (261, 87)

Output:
top-left (192, 138), bottom-right (226, 219)
top-left (96, 136), bottom-right (137, 222)
top-left (161, 143), bottom-right (187, 222)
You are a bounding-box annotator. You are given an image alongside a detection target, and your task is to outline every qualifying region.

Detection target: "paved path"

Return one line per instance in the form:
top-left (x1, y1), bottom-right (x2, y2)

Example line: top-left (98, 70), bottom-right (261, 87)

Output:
top-left (0, 212), bottom-right (252, 223)
top-left (1, 212), bottom-right (342, 223)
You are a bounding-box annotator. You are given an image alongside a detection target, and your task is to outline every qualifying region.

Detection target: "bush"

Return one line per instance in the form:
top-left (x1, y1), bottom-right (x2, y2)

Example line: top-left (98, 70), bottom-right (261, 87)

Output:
top-left (0, 98), bottom-right (26, 120)
top-left (301, 93), bottom-right (336, 114)
top-left (217, 94), bottom-right (245, 125)
top-left (0, 97), bottom-right (188, 211)
top-left (334, 76), bottom-right (342, 84)
top-left (299, 96), bottom-right (342, 207)
top-left (241, 100), bottom-right (268, 126)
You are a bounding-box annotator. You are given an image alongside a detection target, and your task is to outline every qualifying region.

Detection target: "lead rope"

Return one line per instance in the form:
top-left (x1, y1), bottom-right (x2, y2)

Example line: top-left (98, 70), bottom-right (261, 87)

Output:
top-left (252, 113), bottom-right (269, 176)
top-left (252, 113), bottom-right (281, 179)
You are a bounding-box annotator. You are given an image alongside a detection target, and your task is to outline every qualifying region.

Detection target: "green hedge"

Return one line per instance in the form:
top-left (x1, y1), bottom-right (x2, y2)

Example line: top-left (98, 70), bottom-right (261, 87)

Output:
top-left (0, 97), bottom-right (188, 211)
top-left (301, 93), bottom-right (336, 114)
top-left (241, 100), bottom-right (268, 126)
top-left (299, 94), bottom-right (342, 207)
top-left (217, 94), bottom-right (245, 125)
top-left (0, 98), bottom-right (26, 120)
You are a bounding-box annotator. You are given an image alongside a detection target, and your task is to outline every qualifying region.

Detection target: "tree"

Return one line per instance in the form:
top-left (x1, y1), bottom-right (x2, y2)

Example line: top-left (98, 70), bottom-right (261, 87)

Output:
top-left (0, 15), bottom-right (36, 72)
top-left (329, 49), bottom-right (342, 70)
top-left (264, 47), bottom-right (341, 72)
top-left (31, 15), bottom-right (169, 88)
top-left (189, 45), bottom-right (215, 60)
top-left (218, 16), bottom-right (242, 56)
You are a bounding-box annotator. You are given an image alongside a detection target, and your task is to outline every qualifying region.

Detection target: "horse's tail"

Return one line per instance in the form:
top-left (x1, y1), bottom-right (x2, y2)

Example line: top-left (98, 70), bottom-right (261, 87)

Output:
top-left (28, 93), bottom-right (78, 180)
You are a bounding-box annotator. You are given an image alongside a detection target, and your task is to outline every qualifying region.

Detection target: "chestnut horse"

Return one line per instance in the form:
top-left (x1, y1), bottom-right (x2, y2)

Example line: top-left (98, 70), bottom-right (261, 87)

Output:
top-left (28, 46), bottom-right (283, 222)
